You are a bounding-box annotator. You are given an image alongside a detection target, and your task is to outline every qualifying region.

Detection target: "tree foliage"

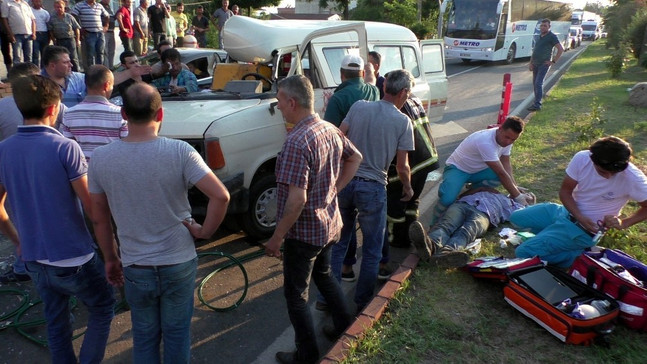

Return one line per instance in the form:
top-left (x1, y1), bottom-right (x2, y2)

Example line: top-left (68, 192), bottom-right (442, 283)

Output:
top-left (350, 0), bottom-right (440, 38)
top-left (315, 0), bottom-right (351, 19)
top-left (605, 0), bottom-right (646, 49)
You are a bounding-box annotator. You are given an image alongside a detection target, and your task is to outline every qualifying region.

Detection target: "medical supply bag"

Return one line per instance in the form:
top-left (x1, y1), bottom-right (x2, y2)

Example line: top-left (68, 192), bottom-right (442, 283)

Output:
top-left (504, 265), bottom-right (619, 345)
top-left (463, 256), bottom-right (544, 282)
top-left (569, 248), bottom-right (647, 331)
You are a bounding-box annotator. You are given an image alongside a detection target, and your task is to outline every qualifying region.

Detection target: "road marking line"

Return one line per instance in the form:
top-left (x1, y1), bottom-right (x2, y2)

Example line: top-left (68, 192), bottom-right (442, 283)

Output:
top-left (448, 65), bottom-right (483, 79)
top-left (430, 121), bottom-right (469, 139)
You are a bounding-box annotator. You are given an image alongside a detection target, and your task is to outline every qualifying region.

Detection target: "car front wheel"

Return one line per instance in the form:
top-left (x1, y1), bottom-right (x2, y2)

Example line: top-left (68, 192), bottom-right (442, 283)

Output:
top-left (239, 173), bottom-right (277, 240)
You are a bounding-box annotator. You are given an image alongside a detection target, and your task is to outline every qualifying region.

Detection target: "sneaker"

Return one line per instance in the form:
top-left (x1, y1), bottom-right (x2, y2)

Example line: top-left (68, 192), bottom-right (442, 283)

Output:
top-left (377, 267), bottom-right (393, 281)
top-left (429, 250), bottom-right (470, 269)
top-left (409, 221), bottom-right (434, 262)
top-left (0, 270), bottom-right (31, 283)
top-left (315, 301), bottom-right (329, 312)
top-left (341, 270), bottom-right (356, 282)
top-left (527, 105), bottom-right (541, 112)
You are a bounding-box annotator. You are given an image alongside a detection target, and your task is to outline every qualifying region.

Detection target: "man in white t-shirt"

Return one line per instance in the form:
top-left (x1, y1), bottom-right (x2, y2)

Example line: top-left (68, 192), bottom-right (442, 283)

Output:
top-left (511, 136), bottom-right (647, 268)
top-left (432, 116), bottom-right (531, 222)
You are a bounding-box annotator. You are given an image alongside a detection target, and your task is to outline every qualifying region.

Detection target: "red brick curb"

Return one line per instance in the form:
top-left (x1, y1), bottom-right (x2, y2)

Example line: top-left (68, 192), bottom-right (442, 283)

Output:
top-left (320, 253), bottom-right (421, 363)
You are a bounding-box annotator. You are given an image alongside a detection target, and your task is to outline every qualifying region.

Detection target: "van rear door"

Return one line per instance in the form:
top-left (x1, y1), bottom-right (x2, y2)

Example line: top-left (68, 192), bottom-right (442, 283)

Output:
top-left (420, 39), bottom-right (448, 123)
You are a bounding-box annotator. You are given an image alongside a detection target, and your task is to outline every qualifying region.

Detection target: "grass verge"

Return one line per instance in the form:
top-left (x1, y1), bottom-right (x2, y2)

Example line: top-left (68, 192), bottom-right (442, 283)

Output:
top-left (343, 41), bottom-right (647, 363)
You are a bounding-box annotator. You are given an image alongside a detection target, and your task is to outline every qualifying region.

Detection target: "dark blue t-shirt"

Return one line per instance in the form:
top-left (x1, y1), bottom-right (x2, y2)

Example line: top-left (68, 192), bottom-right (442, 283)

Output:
top-left (532, 31), bottom-right (559, 65)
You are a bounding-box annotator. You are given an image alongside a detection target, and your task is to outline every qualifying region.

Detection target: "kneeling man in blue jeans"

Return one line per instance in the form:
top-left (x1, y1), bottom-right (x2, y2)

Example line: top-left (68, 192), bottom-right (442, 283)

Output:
top-left (511, 136), bottom-right (647, 268)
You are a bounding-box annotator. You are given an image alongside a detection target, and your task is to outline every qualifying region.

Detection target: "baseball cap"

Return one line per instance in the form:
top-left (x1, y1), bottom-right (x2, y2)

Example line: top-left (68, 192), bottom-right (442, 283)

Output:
top-left (341, 54), bottom-right (364, 71)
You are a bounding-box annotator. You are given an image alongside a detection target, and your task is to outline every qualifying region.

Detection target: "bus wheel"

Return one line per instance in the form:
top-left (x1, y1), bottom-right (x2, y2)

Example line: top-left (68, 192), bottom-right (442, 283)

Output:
top-left (505, 44), bottom-right (516, 64)
top-left (461, 58), bottom-right (471, 64)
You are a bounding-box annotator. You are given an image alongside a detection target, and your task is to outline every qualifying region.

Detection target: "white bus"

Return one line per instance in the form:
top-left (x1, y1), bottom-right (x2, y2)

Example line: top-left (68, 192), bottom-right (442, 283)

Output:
top-left (440, 0), bottom-right (571, 64)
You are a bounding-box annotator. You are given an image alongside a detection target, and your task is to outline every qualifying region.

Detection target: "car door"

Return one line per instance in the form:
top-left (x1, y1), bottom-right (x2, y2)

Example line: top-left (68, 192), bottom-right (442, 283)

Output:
top-left (420, 39), bottom-right (448, 123)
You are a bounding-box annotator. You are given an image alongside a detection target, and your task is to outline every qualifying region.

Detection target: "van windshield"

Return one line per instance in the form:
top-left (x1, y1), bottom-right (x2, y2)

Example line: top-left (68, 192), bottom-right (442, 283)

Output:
top-left (581, 24), bottom-right (596, 31)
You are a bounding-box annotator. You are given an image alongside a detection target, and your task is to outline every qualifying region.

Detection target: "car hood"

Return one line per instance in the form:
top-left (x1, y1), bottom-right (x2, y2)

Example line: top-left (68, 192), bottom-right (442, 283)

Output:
top-left (159, 98), bottom-right (264, 139)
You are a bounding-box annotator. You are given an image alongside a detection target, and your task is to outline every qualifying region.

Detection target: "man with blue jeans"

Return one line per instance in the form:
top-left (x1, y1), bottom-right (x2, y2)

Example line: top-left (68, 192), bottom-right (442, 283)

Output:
top-left (71, 0), bottom-right (109, 68)
top-left (265, 75), bottom-right (361, 364)
top-left (1, 0), bottom-right (36, 64)
top-left (332, 69), bottom-right (415, 313)
top-left (528, 18), bottom-right (563, 112)
top-left (0, 74), bottom-right (114, 364)
top-left (89, 82), bottom-right (230, 363)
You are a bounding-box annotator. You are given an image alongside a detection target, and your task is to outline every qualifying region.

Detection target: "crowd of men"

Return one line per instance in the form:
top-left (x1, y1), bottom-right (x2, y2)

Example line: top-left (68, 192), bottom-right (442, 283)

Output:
top-left (0, 0), bottom-right (238, 75)
top-left (1, 18), bottom-right (647, 364)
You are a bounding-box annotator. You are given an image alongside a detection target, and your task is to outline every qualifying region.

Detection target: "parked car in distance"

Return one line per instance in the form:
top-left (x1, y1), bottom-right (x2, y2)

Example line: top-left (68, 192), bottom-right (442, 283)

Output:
top-left (569, 27), bottom-right (582, 48)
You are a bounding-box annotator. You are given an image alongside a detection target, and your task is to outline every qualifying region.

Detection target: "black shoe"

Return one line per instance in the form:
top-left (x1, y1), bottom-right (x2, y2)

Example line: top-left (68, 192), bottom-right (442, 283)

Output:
top-left (322, 324), bottom-right (343, 341)
top-left (408, 221), bottom-right (434, 262)
top-left (275, 351), bottom-right (297, 364)
top-left (0, 270), bottom-right (31, 283)
top-left (377, 266), bottom-right (393, 281)
top-left (341, 270), bottom-right (356, 282)
top-left (315, 301), bottom-right (329, 312)
top-left (527, 105), bottom-right (540, 112)
top-left (429, 250), bottom-right (470, 269)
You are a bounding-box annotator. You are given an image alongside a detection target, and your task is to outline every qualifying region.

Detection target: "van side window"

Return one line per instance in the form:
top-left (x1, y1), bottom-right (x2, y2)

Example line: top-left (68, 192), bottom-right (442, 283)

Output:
top-left (323, 47), bottom-right (360, 85)
top-left (373, 46), bottom-right (421, 78)
top-left (421, 44), bottom-right (444, 73)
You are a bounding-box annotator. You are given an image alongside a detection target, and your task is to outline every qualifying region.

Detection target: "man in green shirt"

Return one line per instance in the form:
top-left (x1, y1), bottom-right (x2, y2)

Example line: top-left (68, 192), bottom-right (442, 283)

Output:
top-left (323, 54), bottom-right (379, 127)
top-left (528, 18), bottom-right (563, 112)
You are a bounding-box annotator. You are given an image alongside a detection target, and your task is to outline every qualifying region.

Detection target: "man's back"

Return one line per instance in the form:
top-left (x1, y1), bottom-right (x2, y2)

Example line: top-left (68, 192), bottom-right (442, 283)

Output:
top-left (88, 137), bottom-right (210, 265)
top-left (343, 100), bottom-right (414, 184)
top-left (324, 78), bottom-right (379, 127)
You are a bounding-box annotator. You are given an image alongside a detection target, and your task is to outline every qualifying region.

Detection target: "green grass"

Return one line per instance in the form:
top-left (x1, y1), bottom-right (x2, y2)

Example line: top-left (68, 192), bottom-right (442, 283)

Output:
top-left (344, 41), bottom-right (647, 363)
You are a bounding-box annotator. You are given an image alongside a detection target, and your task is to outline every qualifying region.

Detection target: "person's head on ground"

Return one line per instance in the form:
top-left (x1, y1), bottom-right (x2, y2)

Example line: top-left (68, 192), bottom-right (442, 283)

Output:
top-left (368, 51), bottom-right (381, 76)
top-left (120, 50), bottom-right (139, 70)
top-left (85, 65), bottom-right (114, 97)
top-left (156, 40), bottom-right (172, 56)
top-left (383, 69), bottom-right (414, 109)
top-left (496, 115), bottom-right (524, 147)
top-left (277, 75), bottom-right (314, 124)
top-left (539, 18), bottom-right (551, 35)
top-left (589, 136), bottom-right (632, 178)
top-left (340, 54), bottom-right (364, 82)
top-left (8, 63), bottom-right (40, 84)
top-left (53, 0), bottom-right (65, 15)
top-left (43, 46), bottom-right (72, 79)
top-left (13, 75), bottom-right (62, 126)
top-left (161, 48), bottom-right (182, 77)
top-left (121, 83), bottom-right (163, 127)
top-left (176, 2), bottom-right (184, 13)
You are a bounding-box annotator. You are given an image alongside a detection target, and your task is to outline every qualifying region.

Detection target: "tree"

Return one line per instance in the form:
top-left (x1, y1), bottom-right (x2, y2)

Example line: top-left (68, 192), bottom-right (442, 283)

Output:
top-left (223, 0), bottom-right (281, 16)
top-left (311, 0), bottom-right (351, 19)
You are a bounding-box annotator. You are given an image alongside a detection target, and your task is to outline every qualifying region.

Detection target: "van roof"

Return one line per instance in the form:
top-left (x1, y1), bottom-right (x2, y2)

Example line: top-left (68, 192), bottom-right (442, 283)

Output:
top-left (222, 16), bottom-right (417, 63)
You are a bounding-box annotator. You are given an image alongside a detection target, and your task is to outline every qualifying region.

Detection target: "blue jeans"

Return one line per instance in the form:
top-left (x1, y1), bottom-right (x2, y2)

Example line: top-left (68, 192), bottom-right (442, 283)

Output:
top-left (123, 258), bottom-right (197, 364)
top-left (283, 239), bottom-right (351, 363)
top-left (83, 31), bottom-right (104, 67)
top-left (510, 203), bottom-right (595, 268)
top-left (331, 178), bottom-right (387, 309)
top-left (32, 31), bottom-right (49, 67)
top-left (24, 254), bottom-right (115, 364)
top-left (12, 34), bottom-right (32, 64)
top-left (428, 202), bottom-right (490, 250)
top-left (531, 63), bottom-right (551, 108)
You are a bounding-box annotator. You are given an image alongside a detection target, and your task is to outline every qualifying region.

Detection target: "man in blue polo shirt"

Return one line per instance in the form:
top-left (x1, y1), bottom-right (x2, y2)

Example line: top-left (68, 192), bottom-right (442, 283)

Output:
top-left (0, 74), bottom-right (114, 364)
top-left (528, 18), bottom-right (563, 112)
top-left (41, 45), bottom-right (86, 107)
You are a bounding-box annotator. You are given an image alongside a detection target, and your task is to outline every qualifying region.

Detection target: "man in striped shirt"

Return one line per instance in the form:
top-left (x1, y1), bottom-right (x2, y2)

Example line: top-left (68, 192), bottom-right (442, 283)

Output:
top-left (60, 64), bottom-right (127, 160)
top-left (71, 0), bottom-right (109, 68)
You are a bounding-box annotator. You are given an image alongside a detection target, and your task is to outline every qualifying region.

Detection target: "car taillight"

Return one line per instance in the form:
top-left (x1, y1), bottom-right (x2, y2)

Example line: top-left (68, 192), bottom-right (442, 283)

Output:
top-left (205, 139), bottom-right (225, 169)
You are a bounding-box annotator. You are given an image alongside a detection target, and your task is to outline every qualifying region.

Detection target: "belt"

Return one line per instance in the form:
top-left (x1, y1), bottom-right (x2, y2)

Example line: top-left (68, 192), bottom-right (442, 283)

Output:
top-left (129, 263), bottom-right (176, 269)
top-left (352, 176), bottom-right (376, 183)
top-left (37, 31), bottom-right (48, 33)
top-left (568, 214), bottom-right (595, 237)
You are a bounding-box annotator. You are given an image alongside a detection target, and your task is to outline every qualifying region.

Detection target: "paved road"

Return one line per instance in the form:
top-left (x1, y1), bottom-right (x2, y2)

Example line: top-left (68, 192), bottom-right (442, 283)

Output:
top-left (0, 42), bottom-right (588, 363)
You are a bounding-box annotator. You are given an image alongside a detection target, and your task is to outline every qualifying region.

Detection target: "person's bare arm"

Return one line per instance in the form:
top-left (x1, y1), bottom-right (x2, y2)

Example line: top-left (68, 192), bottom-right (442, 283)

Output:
top-left (550, 43), bottom-right (564, 65)
top-left (0, 185), bottom-right (20, 249)
top-left (182, 172), bottom-right (230, 240)
top-left (70, 176), bottom-right (93, 219)
top-left (558, 175), bottom-right (598, 234)
top-left (90, 192), bottom-right (123, 286)
top-left (335, 150), bottom-right (362, 192)
top-left (264, 185), bottom-right (306, 259)
top-left (396, 150), bottom-right (413, 201)
top-left (485, 159), bottom-right (521, 198)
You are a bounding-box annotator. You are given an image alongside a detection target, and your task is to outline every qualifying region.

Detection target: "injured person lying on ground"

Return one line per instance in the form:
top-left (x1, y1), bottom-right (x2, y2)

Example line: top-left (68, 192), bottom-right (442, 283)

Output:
top-left (409, 187), bottom-right (535, 268)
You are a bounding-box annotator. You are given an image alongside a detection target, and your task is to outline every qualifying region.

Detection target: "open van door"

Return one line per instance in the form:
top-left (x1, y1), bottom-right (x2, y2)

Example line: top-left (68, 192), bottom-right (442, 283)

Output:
top-left (420, 39), bottom-right (448, 123)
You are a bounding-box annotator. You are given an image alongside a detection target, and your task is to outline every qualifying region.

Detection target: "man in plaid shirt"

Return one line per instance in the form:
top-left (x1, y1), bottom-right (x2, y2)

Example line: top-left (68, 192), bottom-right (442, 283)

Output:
top-left (265, 75), bottom-right (362, 364)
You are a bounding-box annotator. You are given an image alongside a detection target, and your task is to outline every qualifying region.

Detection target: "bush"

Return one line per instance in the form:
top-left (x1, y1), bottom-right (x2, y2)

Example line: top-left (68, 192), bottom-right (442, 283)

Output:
top-left (606, 42), bottom-right (630, 78)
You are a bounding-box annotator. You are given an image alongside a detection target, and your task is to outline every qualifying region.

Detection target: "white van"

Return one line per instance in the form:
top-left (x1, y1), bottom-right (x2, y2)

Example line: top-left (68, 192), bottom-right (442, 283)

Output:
top-left (159, 17), bottom-right (449, 238)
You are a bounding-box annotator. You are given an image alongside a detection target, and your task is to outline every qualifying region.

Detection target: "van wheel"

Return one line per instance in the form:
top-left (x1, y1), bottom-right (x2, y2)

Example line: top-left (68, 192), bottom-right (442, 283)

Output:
top-left (239, 174), bottom-right (277, 240)
top-left (505, 44), bottom-right (516, 64)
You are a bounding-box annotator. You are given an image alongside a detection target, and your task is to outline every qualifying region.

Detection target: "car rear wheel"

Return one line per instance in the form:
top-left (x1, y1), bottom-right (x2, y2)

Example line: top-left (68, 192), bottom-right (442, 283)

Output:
top-left (239, 173), bottom-right (277, 240)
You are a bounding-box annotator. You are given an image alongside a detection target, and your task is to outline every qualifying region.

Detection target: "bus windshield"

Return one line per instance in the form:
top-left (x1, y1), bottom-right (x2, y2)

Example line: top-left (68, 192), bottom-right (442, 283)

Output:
top-left (445, 0), bottom-right (500, 40)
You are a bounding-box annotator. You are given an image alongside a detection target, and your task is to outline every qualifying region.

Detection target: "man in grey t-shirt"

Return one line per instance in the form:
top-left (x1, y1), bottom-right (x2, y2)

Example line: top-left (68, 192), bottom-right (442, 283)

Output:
top-left (331, 69), bottom-right (415, 312)
top-left (211, 0), bottom-right (232, 49)
top-left (89, 82), bottom-right (230, 362)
